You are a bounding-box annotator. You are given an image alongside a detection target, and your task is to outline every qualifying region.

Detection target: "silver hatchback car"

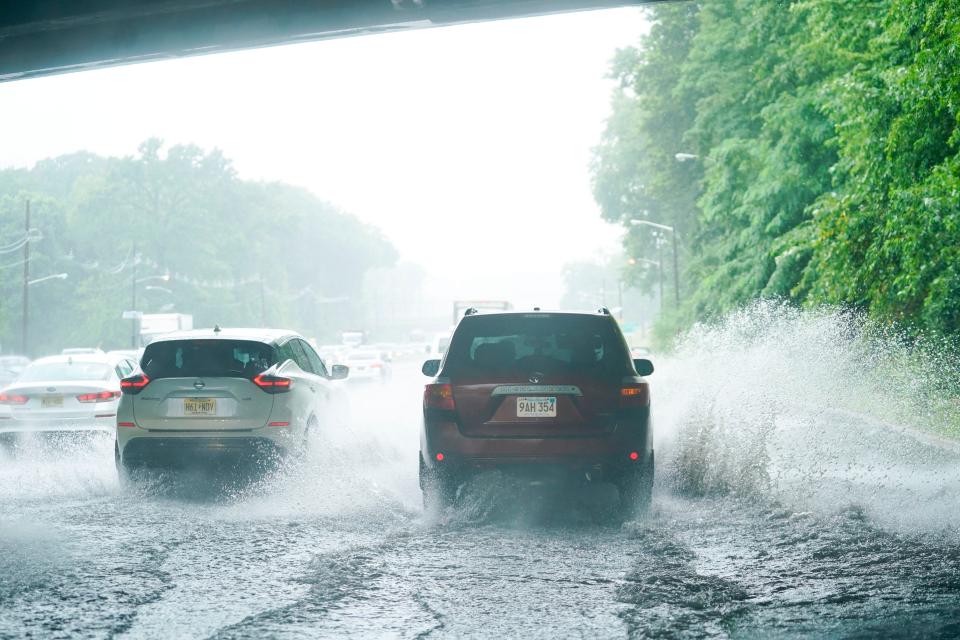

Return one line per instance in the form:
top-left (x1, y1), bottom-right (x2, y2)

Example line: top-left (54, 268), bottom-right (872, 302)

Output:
top-left (115, 328), bottom-right (347, 472)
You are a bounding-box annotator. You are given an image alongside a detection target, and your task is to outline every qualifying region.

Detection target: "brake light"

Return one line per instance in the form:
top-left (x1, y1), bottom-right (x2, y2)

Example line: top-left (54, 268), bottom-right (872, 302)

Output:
top-left (268, 421), bottom-right (290, 427)
top-left (118, 421), bottom-right (136, 428)
top-left (0, 392), bottom-right (28, 405)
top-left (620, 384), bottom-right (650, 408)
top-left (435, 452), bottom-right (445, 461)
top-left (77, 390), bottom-right (121, 403)
top-left (424, 383), bottom-right (455, 411)
top-left (120, 374), bottom-right (150, 394)
top-left (629, 451), bottom-right (640, 461)
top-left (253, 373), bottom-right (293, 394)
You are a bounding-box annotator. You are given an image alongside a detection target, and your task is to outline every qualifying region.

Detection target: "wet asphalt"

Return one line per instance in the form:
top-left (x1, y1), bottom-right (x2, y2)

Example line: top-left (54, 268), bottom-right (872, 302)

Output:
top-left (2, 361), bottom-right (960, 639)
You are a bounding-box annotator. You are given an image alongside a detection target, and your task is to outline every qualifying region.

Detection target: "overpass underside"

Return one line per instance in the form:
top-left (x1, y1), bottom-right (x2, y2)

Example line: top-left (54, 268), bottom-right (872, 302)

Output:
top-left (0, 0), bottom-right (663, 82)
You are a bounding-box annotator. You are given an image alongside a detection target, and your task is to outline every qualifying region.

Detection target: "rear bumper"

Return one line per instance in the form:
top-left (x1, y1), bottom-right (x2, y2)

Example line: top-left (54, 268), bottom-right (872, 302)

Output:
top-left (119, 436), bottom-right (287, 468)
top-left (420, 412), bottom-right (652, 476)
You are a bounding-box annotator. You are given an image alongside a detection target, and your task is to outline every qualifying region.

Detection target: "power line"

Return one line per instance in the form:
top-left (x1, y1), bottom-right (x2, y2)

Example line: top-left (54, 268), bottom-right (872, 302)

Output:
top-left (0, 228), bottom-right (42, 255)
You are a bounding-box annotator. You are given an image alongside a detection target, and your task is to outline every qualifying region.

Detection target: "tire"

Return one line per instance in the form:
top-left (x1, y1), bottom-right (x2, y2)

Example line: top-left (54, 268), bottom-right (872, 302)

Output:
top-left (294, 417), bottom-right (318, 461)
top-left (420, 455), bottom-right (457, 509)
top-left (618, 450), bottom-right (654, 516)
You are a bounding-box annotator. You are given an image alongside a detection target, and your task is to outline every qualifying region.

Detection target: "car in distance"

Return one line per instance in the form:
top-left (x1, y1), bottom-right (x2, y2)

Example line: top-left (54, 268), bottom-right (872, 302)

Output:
top-left (419, 310), bottom-right (654, 514)
top-left (0, 352), bottom-right (137, 442)
top-left (115, 328), bottom-right (348, 474)
top-left (343, 348), bottom-right (392, 382)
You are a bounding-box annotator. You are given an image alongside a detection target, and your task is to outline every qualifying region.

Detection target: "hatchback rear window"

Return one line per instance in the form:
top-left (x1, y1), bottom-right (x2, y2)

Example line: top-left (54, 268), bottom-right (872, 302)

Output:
top-left (445, 315), bottom-right (631, 376)
top-left (140, 340), bottom-right (277, 379)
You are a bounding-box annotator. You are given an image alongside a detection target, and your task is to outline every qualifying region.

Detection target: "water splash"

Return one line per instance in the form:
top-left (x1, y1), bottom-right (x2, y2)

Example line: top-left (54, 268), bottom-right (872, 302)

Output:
top-left (653, 300), bottom-right (960, 534)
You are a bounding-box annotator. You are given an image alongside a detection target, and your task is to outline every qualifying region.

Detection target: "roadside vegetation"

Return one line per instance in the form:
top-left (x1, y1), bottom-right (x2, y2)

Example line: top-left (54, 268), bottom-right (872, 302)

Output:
top-left (0, 140), bottom-right (396, 355)
top-left (593, 0), bottom-right (960, 345)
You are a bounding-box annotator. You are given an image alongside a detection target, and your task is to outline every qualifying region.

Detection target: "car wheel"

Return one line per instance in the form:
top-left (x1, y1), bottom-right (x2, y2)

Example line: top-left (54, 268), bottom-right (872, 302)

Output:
top-left (296, 417), bottom-right (318, 460)
top-left (618, 450), bottom-right (654, 516)
top-left (420, 455), bottom-right (457, 509)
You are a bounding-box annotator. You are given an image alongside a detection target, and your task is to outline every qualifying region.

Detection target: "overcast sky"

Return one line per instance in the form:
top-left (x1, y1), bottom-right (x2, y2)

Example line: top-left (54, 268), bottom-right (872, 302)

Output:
top-left (0, 8), bottom-right (647, 311)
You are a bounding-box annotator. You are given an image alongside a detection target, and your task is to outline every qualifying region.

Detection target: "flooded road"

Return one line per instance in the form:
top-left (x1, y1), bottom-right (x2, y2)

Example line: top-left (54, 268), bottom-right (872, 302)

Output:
top-left (4, 344), bottom-right (960, 638)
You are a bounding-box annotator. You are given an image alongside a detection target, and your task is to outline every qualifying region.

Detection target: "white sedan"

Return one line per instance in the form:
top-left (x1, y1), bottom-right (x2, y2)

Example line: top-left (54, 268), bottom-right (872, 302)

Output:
top-left (0, 353), bottom-right (137, 438)
top-left (343, 349), bottom-right (391, 382)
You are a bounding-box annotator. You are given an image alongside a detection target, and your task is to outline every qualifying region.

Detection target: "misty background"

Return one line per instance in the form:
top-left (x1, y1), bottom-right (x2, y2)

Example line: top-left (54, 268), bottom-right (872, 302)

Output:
top-left (0, 9), bottom-right (655, 354)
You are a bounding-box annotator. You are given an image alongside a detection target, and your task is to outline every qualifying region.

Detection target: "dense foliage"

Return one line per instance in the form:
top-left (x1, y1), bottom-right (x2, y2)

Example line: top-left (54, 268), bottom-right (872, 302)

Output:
top-left (594, 0), bottom-right (960, 337)
top-left (0, 140), bottom-right (396, 356)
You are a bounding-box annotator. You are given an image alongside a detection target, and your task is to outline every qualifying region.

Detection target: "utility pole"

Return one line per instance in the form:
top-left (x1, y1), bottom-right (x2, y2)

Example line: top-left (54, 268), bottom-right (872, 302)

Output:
top-left (21, 200), bottom-right (30, 356)
top-left (259, 274), bottom-right (267, 327)
top-left (671, 230), bottom-right (680, 307)
top-left (131, 242), bottom-right (138, 348)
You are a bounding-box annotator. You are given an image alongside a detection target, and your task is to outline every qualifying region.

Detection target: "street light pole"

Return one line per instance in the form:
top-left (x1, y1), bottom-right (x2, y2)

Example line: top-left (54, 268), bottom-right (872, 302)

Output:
top-left (131, 243), bottom-right (138, 348)
top-left (22, 272), bottom-right (68, 355)
top-left (657, 241), bottom-right (665, 311)
top-left (21, 200), bottom-right (30, 355)
top-left (631, 218), bottom-right (680, 308)
top-left (671, 230), bottom-right (680, 306)
top-left (629, 256), bottom-right (664, 315)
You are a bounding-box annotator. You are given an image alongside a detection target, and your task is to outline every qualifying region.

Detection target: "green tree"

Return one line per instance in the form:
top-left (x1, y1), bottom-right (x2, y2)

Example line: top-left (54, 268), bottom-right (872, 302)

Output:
top-left (0, 141), bottom-right (397, 356)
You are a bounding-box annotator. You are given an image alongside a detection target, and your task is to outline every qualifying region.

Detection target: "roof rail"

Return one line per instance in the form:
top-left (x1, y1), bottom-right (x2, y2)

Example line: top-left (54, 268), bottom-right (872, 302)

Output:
top-left (463, 307), bottom-right (479, 317)
top-left (597, 307), bottom-right (611, 315)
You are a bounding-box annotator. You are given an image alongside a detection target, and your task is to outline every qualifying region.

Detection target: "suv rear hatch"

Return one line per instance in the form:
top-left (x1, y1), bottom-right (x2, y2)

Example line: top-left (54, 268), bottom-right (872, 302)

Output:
top-left (444, 314), bottom-right (632, 438)
top-left (132, 339), bottom-right (277, 431)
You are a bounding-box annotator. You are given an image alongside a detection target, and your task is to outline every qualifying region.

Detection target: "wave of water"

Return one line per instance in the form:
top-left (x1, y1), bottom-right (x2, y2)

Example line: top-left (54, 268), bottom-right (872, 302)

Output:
top-left (654, 301), bottom-right (960, 535)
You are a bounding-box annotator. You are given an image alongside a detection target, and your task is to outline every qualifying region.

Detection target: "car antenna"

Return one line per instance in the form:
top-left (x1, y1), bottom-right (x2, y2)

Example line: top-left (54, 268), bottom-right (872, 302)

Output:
top-left (597, 307), bottom-right (611, 315)
top-left (213, 324), bottom-right (221, 334)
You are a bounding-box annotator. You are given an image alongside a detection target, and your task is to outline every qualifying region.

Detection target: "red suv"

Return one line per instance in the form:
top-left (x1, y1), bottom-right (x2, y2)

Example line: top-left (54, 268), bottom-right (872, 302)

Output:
top-left (419, 309), bottom-right (654, 513)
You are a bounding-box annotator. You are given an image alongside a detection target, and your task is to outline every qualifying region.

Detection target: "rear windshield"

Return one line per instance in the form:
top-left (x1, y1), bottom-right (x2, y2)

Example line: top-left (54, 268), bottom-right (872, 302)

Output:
top-left (140, 340), bottom-right (277, 379)
top-left (445, 315), bottom-right (631, 376)
top-left (18, 361), bottom-right (112, 383)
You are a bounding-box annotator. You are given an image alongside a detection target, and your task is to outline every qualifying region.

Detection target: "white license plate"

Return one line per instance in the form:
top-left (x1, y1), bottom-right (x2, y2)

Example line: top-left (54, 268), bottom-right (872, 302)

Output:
top-left (517, 397), bottom-right (556, 418)
top-left (184, 397), bottom-right (217, 416)
top-left (41, 396), bottom-right (63, 409)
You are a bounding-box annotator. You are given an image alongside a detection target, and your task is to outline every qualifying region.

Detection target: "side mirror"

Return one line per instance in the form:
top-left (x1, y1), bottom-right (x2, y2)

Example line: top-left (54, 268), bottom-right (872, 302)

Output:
top-left (330, 364), bottom-right (349, 380)
top-left (422, 359), bottom-right (441, 377)
top-left (634, 358), bottom-right (654, 376)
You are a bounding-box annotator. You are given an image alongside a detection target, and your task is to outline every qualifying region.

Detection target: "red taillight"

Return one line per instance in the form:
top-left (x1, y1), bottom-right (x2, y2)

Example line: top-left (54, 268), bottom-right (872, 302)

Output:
top-left (253, 373), bottom-right (293, 394)
top-left (629, 451), bottom-right (640, 461)
top-left (77, 390), bottom-right (121, 403)
top-left (435, 452), bottom-right (445, 461)
top-left (268, 421), bottom-right (290, 427)
top-left (424, 383), bottom-right (455, 411)
top-left (620, 384), bottom-right (650, 408)
top-left (120, 374), bottom-right (150, 395)
top-left (0, 392), bottom-right (28, 405)
top-left (118, 421), bottom-right (136, 428)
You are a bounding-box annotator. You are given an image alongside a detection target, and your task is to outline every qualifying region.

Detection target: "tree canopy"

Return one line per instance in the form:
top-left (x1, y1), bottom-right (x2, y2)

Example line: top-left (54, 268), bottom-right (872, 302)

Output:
top-left (593, 0), bottom-right (960, 339)
top-left (0, 140), bottom-right (396, 356)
